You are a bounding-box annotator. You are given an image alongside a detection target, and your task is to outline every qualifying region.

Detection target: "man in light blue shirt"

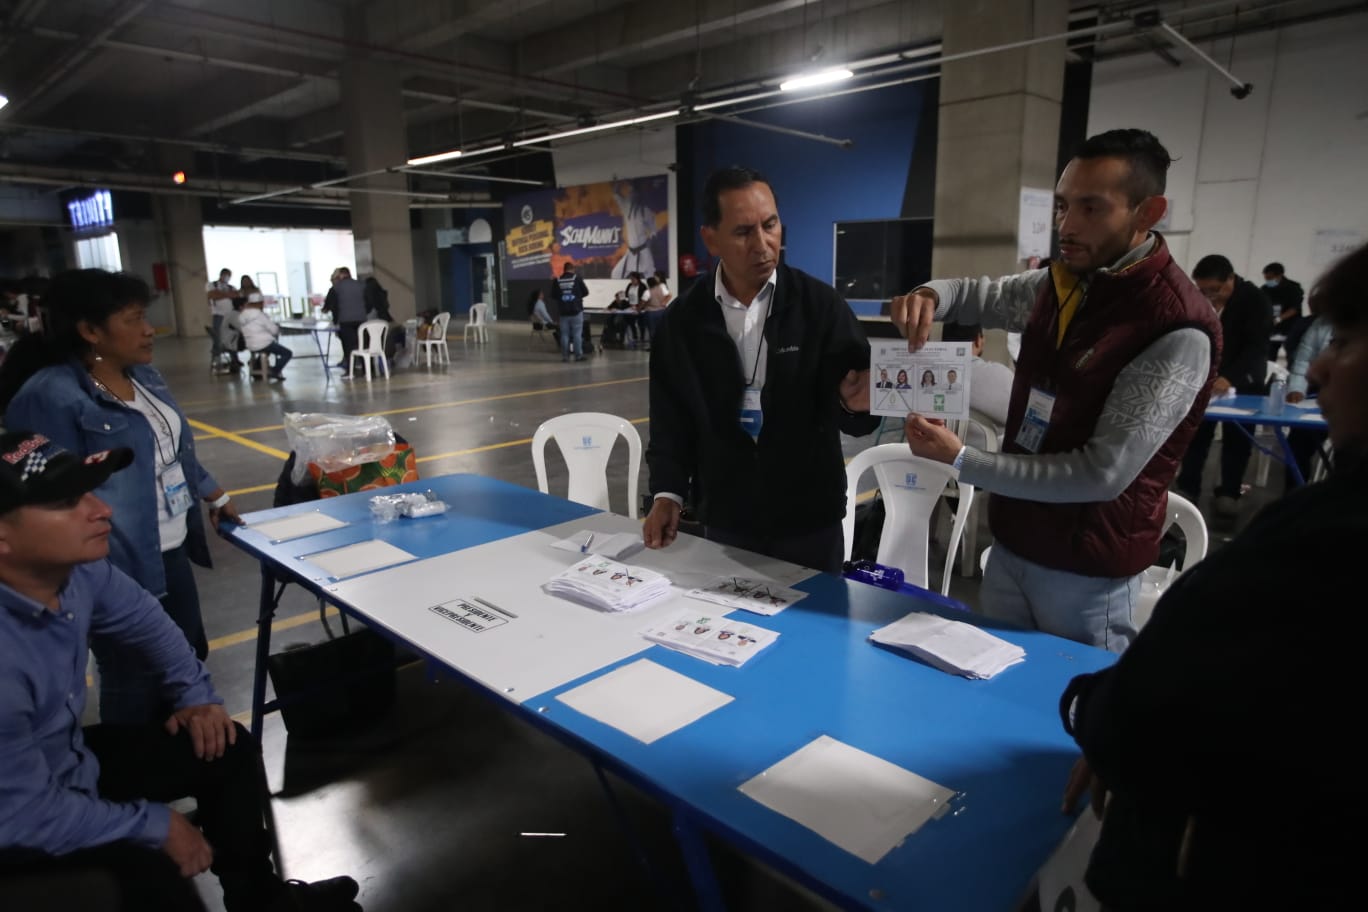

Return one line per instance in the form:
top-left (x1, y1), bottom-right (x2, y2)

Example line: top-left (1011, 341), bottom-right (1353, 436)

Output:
top-left (0, 432), bottom-right (359, 911)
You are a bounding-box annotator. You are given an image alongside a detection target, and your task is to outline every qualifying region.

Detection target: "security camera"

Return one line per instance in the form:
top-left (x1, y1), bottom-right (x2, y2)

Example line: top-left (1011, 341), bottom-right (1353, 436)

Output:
top-left (1231, 83), bottom-right (1254, 100)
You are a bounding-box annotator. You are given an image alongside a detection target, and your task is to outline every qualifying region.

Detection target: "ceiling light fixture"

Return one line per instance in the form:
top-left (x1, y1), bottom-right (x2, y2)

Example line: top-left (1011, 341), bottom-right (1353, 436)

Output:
top-left (0, 94), bottom-right (8, 111)
top-left (779, 67), bottom-right (853, 92)
top-left (406, 149), bottom-right (463, 167)
top-left (512, 110), bottom-right (680, 148)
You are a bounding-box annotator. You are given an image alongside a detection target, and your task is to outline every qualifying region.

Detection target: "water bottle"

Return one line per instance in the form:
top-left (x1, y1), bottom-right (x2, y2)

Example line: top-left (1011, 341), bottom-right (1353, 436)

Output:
top-left (1266, 378), bottom-right (1286, 415)
top-left (843, 559), bottom-right (906, 591)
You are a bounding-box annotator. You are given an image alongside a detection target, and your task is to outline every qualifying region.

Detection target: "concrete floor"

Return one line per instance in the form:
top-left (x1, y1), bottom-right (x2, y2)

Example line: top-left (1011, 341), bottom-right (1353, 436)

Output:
top-left (127, 320), bottom-right (1275, 911)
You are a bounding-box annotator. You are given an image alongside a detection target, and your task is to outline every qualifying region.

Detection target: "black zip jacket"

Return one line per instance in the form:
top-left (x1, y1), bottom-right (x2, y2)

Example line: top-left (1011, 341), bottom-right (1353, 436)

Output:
top-left (1059, 448), bottom-right (1367, 910)
top-left (646, 264), bottom-right (878, 537)
top-left (1217, 277), bottom-right (1274, 393)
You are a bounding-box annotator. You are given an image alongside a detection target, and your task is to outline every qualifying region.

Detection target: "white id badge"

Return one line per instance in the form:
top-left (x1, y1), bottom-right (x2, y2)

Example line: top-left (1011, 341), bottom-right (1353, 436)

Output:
top-left (161, 462), bottom-right (194, 516)
top-left (739, 387), bottom-right (764, 439)
top-left (1015, 387), bottom-right (1056, 453)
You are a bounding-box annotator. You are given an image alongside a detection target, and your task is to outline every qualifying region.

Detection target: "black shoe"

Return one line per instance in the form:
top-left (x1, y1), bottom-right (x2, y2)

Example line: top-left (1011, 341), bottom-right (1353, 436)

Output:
top-left (270, 371), bottom-right (285, 381)
top-left (268, 876), bottom-right (360, 911)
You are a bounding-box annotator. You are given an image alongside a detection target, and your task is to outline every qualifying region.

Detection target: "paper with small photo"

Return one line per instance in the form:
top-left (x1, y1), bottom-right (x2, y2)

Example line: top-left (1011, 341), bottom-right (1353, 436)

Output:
top-left (639, 612), bottom-right (780, 666)
top-left (870, 341), bottom-right (972, 420)
top-left (686, 576), bottom-right (808, 616)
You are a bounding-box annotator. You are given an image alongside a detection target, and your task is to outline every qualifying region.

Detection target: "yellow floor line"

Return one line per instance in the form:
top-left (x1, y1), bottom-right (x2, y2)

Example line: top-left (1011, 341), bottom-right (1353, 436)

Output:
top-left (187, 418), bottom-right (290, 460)
top-left (226, 482), bottom-right (279, 497)
top-left (208, 605), bottom-right (341, 652)
top-left (227, 375), bottom-right (648, 435)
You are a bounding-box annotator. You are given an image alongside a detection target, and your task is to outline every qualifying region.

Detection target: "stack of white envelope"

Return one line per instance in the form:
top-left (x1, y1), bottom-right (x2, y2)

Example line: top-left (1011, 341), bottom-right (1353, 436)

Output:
top-left (869, 611), bottom-right (1025, 679)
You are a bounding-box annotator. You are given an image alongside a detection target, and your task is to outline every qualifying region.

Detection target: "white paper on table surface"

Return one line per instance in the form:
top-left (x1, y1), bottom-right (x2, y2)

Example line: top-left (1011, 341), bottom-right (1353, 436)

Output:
top-left (250, 511), bottom-right (348, 542)
top-left (303, 539), bottom-right (418, 579)
top-left (871, 611), bottom-right (1021, 674)
top-left (1205, 405), bottom-right (1257, 417)
top-left (869, 341), bottom-right (972, 420)
top-left (550, 530), bottom-right (644, 560)
top-left (739, 735), bottom-right (956, 864)
top-left (685, 576), bottom-right (808, 616)
top-left (555, 658), bottom-right (733, 744)
top-left (1288, 400), bottom-right (1322, 411)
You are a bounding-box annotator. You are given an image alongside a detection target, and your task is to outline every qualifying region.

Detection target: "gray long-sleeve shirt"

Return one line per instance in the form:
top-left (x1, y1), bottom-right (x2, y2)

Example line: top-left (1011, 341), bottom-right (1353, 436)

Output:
top-left (923, 258), bottom-right (1212, 504)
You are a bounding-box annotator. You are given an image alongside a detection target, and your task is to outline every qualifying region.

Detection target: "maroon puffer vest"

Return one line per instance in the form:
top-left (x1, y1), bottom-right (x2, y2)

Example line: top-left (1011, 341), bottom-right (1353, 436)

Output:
top-left (989, 235), bottom-right (1222, 577)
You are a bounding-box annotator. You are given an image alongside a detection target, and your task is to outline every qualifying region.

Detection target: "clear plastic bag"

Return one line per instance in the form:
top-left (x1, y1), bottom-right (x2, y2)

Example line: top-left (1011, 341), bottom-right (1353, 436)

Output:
top-left (283, 412), bottom-right (397, 484)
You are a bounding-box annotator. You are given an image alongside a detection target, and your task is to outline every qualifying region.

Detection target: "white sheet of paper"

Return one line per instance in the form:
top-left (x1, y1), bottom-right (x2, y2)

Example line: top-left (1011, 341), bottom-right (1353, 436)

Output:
top-left (1289, 400), bottom-right (1321, 411)
top-left (550, 530), bottom-right (644, 560)
top-left (739, 735), bottom-right (955, 864)
top-left (555, 658), bottom-right (733, 744)
top-left (1205, 405), bottom-right (1257, 417)
top-left (304, 539), bottom-right (418, 579)
top-left (250, 511), bottom-right (347, 542)
top-left (869, 341), bottom-right (972, 420)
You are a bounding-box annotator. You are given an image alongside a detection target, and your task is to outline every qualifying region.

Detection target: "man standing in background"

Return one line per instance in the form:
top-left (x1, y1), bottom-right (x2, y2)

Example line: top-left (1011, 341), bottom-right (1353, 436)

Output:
top-left (1263, 261), bottom-right (1305, 359)
top-left (1177, 255), bottom-right (1274, 519)
top-left (551, 262), bottom-right (589, 362)
top-left (322, 267), bottom-right (367, 376)
top-left (206, 268), bottom-right (239, 370)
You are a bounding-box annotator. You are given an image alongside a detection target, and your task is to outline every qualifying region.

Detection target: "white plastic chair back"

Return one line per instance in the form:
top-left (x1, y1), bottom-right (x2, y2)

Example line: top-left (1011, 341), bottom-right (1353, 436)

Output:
top-left (464, 302), bottom-right (489, 343)
top-left (1163, 491), bottom-right (1208, 572)
top-left (1136, 491), bottom-right (1209, 629)
top-left (532, 413), bottom-right (642, 519)
top-left (842, 444), bottom-right (975, 595)
top-left (419, 312), bottom-right (452, 366)
top-left (348, 319), bottom-right (390, 380)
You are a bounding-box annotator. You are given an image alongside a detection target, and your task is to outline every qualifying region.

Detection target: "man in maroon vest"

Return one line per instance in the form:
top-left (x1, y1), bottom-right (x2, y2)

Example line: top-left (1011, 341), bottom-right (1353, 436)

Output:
top-left (890, 129), bottom-right (1221, 653)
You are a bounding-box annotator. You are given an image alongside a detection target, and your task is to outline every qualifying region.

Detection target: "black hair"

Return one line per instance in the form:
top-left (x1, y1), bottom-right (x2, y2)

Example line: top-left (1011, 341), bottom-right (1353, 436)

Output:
top-left (646, 276), bottom-right (660, 288)
top-left (0, 269), bottom-right (150, 412)
top-left (1263, 262), bottom-right (1286, 276)
top-left (702, 166), bottom-right (774, 227)
top-left (219, 268), bottom-right (231, 277)
top-left (1072, 129), bottom-right (1173, 206)
top-left (941, 322), bottom-right (983, 343)
top-left (1310, 243), bottom-right (1368, 331)
top-left (562, 262), bottom-right (575, 273)
top-left (1192, 255), bottom-right (1235, 282)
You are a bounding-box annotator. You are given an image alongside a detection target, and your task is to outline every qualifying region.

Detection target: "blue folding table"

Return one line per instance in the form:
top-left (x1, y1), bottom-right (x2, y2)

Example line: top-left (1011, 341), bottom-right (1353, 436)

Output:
top-left (227, 473), bottom-right (1116, 911)
top-left (1203, 394), bottom-right (1328, 485)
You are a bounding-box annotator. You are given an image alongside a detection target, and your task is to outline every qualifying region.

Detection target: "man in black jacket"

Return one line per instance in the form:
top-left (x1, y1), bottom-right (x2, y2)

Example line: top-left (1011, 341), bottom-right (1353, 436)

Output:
top-left (641, 167), bottom-right (877, 572)
top-left (1176, 254), bottom-right (1273, 518)
top-left (1262, 260), bottom-right (1305, 359)
top-left (1058, 243), bottom-right (1368, 911)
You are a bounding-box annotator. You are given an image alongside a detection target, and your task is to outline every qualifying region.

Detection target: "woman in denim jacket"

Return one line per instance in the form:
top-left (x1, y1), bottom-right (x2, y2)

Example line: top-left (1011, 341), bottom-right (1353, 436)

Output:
top-left (0, 269), bottom-right (243, 724)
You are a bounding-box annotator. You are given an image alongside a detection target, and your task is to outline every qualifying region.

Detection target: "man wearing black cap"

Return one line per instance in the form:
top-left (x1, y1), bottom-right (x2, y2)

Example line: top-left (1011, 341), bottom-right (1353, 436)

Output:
top-left (0, 432), bottom-right (361, 911)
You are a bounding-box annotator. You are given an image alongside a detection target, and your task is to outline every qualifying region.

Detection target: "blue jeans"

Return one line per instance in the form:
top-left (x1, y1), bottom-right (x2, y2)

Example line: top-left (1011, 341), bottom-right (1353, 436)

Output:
top-left (95, 545), bottom-right (207, 724)
top-left (211, 314), bottom-right (225, 356)
top-left (255, 340), bottom-right (293, 374)
top-left (560, 313), bottom-right (583, 359)
top-left (980, 542), bottom-right (1139, 653)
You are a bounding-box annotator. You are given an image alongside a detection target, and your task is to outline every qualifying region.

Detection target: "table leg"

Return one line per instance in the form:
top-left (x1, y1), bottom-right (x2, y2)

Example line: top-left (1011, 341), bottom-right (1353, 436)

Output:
top-left (1276, 427), bottom-right (1306, 486)
top-left (250, 565), bottom-right (278, 740)
top-left (673, 809), bottom-right (727, 912)
top-left (315, 330), bottom-right (332, 384)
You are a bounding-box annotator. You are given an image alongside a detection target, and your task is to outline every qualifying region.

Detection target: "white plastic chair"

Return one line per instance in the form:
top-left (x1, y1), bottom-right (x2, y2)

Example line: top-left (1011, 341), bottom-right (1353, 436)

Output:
top-left (948, 412), bottom-right (1000, 577)
top-left (347, 319), bottom-right (390, 381)
top-left (419, 312), bottom-right (451, 367)
top-left (1134, 491), bottom-right (1208, 629)
top-left (532, 413), bottom-right (642, 519)
top-left (464, 302), bottom-right (489, 345)
top-left (842, 444), bottom-right (975, 596)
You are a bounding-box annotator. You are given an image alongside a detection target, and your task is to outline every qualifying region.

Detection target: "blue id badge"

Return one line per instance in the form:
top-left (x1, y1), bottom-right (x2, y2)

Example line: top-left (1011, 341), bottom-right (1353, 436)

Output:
top-left (161, 462), bottom-right (194, 516)
top-left (740, 387), bottom-right (764, 439)
top-left (1015, 387), bottom-right (1056, 453)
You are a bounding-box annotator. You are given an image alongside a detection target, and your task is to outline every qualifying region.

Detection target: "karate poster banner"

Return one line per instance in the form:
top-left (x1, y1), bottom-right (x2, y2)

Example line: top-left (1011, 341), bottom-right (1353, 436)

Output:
top-left (870, 341), bottom-right (972, 420)
top-left (502, 175), bottom-right (670, 281)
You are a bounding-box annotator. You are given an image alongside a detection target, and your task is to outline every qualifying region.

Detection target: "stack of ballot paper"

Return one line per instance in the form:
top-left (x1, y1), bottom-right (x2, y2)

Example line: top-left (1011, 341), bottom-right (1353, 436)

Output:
top-left (639, 613), bottom-right (780, 667)
top-left (544, 556), bottom-right (673, 612)
top-left (685, 576), bottom-right (808, 616)
top-left (869, 611), bottom-right (1025, 679)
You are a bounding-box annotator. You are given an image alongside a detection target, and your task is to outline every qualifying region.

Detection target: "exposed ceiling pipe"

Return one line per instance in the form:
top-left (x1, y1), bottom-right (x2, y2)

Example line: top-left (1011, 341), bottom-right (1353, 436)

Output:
top-left (699, 113), bottom-right (853, 148)
top-left (398, 168), bottom-right (547, 187)
top-left (8, 0), bottom-right (148, 117)
top-left (0, 120), bottom-right (344, 165)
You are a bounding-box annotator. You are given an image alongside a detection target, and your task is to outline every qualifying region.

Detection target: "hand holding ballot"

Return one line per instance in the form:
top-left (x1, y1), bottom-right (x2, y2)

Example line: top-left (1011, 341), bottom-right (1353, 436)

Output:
top-left (904, 415), bottom-right (964, 465)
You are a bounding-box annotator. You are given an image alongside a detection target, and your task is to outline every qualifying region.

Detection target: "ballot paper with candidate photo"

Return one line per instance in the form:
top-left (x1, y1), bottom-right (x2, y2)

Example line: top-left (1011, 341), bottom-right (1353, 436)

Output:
top-left (870, 341), bottom-right (972, 420)
top-left (685, 576), bottom-right (809, 616)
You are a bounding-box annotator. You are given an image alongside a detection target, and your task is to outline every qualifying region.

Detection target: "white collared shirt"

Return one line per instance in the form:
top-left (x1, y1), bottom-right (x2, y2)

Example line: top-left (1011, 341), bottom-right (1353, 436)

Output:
top-left (715, 264), bottom-right (777, 390)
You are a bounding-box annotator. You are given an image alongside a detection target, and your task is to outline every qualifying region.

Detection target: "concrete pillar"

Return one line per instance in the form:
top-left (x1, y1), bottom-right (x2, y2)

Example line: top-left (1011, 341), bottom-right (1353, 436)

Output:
top-left (340, 52), bottom-right (416, 322)
top-left (153, 194), bottom-right (210, 339)
top-left (931, 0), bottom-right (1069, 278)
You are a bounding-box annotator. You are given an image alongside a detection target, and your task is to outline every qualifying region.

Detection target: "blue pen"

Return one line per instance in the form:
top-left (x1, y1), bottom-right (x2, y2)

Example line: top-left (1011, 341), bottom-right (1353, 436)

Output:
top-left (581, 533), bottom-right (594, 554)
